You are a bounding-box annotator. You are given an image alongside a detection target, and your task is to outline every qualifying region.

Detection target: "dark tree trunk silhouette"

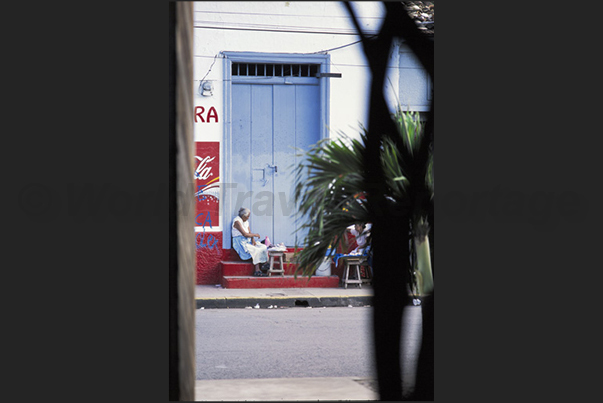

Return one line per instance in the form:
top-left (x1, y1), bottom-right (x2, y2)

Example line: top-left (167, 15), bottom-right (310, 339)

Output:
top-left (169, 2), bottom-right (196, 400)
top-left (343, 2), bottom-right (434, 400)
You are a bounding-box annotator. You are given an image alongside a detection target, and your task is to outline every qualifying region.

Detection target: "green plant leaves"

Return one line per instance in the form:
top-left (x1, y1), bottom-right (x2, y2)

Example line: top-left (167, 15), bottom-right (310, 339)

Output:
top-left (293, 110), bottom-right (433, 277)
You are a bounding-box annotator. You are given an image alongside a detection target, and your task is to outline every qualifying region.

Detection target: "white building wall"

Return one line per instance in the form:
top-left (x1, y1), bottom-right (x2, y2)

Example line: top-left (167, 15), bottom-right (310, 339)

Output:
top-left (191, 1), bottom-right (430, 233)
top-left (398, 43), bottom-right (432, 112)
top-left (193, 1), bottom-right (394, 143)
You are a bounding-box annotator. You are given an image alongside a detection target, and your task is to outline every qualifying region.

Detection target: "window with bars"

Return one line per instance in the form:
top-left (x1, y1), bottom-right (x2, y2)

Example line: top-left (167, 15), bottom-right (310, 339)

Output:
top-left (232, 62), bottom-right (320, 77)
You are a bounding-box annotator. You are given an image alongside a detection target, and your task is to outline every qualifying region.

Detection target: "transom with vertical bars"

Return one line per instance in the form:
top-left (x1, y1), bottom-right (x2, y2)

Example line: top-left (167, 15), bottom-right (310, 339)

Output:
top-left (232, 62), bottom-right (321, 77)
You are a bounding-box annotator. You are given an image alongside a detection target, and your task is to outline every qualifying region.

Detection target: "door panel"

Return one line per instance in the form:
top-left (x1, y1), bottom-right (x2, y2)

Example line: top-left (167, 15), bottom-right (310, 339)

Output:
top-left (250, 85), bottom-right (274, 239)
top-left (273, 85), bottom-right (297, 244)
top-left (291, 85), bottom-right (320, 245)
top-left (231, 84), bottom-right (252, 224)
top-left (231, 81), bottom-right (320, 247)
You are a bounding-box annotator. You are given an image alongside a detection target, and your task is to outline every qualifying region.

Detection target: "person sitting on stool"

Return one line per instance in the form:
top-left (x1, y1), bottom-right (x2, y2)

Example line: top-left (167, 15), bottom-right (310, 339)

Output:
top-left (346, 222), bottom-right (371, 255)
top-left (231, 207), bottom-right (268, 276)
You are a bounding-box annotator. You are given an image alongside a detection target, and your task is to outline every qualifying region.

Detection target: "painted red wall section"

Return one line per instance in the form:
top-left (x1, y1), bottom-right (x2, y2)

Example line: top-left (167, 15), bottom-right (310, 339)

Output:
top-left (195, 231), bottom-right (223, 285)
top-left (194, 142), bottom-right (220, 228)
top-left (194, 141), bottom-right (222, 285)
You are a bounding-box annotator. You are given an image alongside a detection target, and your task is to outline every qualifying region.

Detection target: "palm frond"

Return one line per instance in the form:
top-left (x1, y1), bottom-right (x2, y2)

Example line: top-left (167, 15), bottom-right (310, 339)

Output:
top-left (292, 109), bottom-right (433, 277)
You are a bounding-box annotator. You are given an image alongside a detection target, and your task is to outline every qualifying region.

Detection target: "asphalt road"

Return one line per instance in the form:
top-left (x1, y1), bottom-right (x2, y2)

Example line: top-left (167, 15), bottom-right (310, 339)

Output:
top-left (195, 305), bottom-right (422, 386)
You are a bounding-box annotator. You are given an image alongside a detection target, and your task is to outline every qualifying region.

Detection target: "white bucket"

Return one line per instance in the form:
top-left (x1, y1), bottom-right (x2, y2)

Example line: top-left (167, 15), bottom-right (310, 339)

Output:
top-left (315, 258), bottom-right (332, 276)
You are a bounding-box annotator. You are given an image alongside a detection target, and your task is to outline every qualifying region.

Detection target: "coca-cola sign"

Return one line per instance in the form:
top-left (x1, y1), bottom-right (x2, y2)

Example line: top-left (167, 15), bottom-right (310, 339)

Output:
top-left (195, 156), bottom-right (216, 181)
top-left (195, 142), bottom-right (220, 228)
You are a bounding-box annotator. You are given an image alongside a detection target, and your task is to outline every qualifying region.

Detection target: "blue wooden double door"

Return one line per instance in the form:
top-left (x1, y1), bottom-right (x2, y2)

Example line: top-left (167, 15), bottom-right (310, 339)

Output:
top-left (231, 81), bottom-right (320, 247)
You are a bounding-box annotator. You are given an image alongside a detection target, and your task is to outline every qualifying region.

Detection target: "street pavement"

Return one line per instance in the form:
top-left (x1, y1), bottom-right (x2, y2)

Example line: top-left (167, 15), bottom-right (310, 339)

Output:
top-left (194, 284), bottom-right (422, 401)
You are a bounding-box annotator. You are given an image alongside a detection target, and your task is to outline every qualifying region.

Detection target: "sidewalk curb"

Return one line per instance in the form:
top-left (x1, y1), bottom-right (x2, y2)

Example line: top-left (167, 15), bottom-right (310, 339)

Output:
top-left (195, 295), bottom-right (373, 309)
top-left (195, 377), bottom-right (379, 401)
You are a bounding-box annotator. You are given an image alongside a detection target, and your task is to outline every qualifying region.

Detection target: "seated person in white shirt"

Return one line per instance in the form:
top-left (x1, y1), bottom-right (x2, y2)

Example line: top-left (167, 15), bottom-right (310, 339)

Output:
top-left (231, 207), bottom-right (268, 276)
top-left (346, 222), bottom-right (371, 255)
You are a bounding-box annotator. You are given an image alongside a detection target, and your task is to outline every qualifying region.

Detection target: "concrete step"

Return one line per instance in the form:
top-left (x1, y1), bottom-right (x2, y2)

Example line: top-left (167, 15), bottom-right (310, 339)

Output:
top-left (221, 275), bottom-right (340, 289)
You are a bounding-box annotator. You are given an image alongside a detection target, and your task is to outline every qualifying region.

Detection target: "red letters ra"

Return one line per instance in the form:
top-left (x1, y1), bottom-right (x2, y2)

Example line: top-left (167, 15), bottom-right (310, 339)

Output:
top-left (194, 106), bottom-right (219, 123)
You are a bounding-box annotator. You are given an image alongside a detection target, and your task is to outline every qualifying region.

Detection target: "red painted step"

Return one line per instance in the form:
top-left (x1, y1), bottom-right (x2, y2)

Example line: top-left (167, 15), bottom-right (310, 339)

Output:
top-left (219, 248), bottom-right (313, 288)
top-left (221, 249), bottom-right (245, 261)
top-left (220, 261), bottom-right (301, 276)
top-left (221, 261), bottom-right (255, 276)
top-left (221, 275), bottom-right (340, 289)
top-left (222, 247), bottom-right (301, 261)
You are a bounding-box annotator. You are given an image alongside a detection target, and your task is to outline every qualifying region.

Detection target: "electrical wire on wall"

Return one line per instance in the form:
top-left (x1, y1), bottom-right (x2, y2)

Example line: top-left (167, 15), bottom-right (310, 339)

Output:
top-left (194, 52), bottom-right (400, 73)
top-left (194, 24), bottom-right (376, 36)
top-left (193, 17), bottom-right (389, 82)
top-left (194, 9), bottom-right (385, 21)
top-left (307, 38), bottom-right (367, 54)
top-left (193, 11), bottom-right (383, 37)
top-left (192, 3), bottom-right (392, 37)
top-left (199, 53), bottom-right (221, 83)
